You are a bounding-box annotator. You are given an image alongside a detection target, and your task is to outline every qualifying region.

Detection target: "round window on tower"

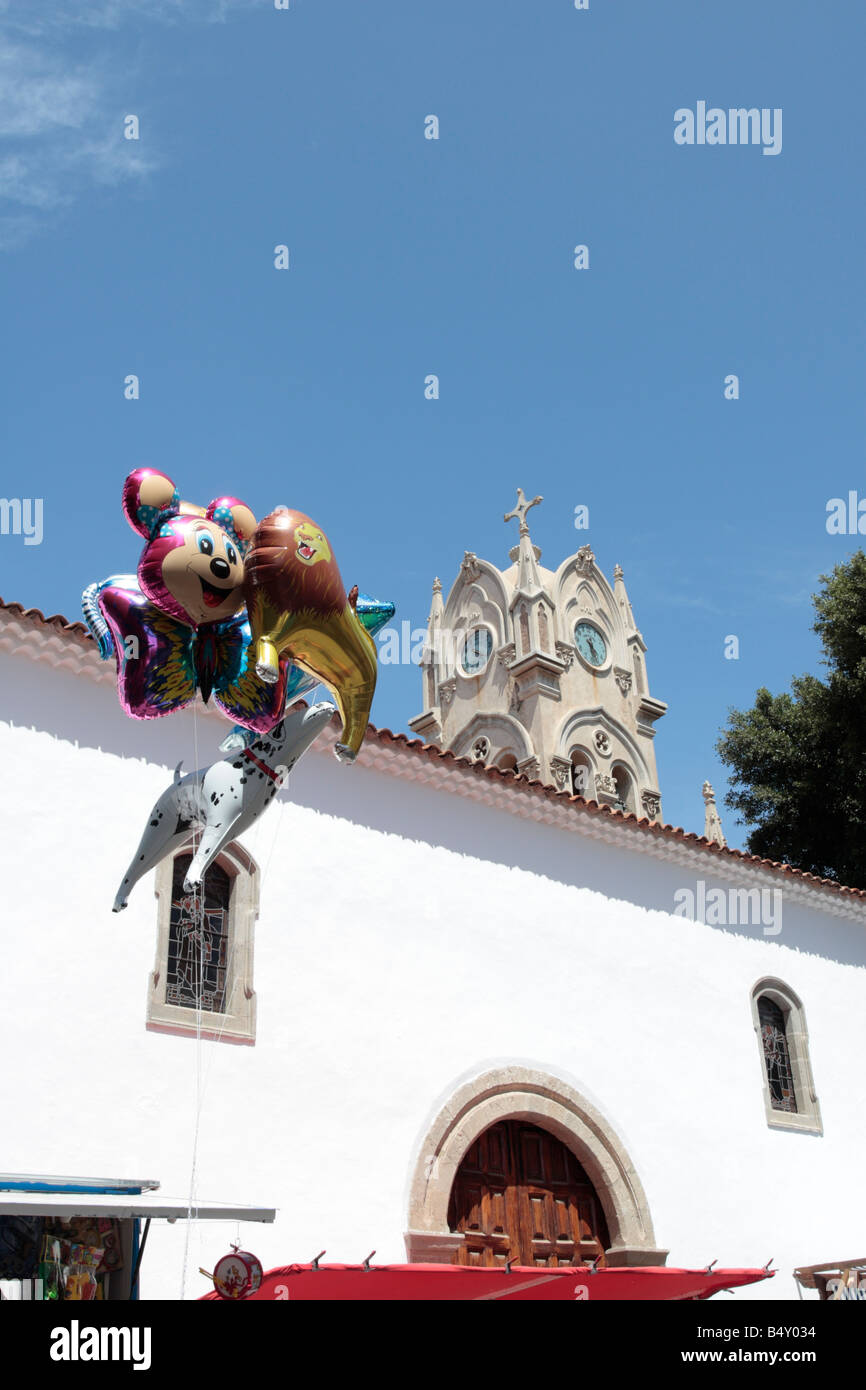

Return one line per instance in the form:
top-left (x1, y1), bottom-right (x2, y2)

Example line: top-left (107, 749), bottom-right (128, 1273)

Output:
top-left (574, 621), bottom-right (608, 669)
top-left (471, 736), bottom-right (491, 764)
top-left (459, 626), bottom-right (494, 677)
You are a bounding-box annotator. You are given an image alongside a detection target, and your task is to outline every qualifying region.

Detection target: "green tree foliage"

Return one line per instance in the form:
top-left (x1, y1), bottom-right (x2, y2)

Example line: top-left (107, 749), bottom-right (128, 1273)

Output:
top-left (716, 552), bottom-right (866, 887)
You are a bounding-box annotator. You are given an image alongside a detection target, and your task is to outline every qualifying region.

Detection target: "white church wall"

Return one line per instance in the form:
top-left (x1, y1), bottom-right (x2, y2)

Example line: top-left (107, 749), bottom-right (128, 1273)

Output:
top-left (1, 642), bottom-right (863, 1300)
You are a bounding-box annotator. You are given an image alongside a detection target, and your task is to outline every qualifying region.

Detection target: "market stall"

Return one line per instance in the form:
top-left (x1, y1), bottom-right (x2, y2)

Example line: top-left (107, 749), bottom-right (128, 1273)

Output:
top-left (794, 1259), bottom-right (866, 1300)
top-left (200, 1259), bottom-right (776, 1302)
top-left (0, 1174), bottom-right (274, 1301)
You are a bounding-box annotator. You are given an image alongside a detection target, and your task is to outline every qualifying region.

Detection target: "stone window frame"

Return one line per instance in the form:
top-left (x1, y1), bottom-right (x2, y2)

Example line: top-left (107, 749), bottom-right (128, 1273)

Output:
top-left (749, 978), bottom-right (822, 1136)
top-left (404, 1064), bottom-right (667, 1267)
top-left (146, 841), bottom-right (259, 1046)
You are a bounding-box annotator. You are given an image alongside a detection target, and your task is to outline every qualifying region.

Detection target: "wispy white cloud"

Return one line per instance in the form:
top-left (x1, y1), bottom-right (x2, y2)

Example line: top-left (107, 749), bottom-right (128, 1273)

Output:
top-left (0, 0), bottom-right (255, 38)
top-left (0, 41), bottom-right (100, 138)
top-left (0, 0), bottom-right (254, 248)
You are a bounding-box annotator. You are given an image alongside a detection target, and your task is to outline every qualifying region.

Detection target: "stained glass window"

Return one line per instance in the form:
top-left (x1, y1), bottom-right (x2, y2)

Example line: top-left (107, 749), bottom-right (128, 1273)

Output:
top-left (165, 855), bottom-right (231, 1014)
top-left (758, 996), bottom-right (797, 1113)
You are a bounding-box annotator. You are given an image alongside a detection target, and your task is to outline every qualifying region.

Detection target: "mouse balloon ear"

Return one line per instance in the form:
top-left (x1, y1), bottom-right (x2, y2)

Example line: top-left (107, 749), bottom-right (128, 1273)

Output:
top-left (122, 468), bottom-right (181, 539)
top-left (206, 497), bottom-right (257, 557)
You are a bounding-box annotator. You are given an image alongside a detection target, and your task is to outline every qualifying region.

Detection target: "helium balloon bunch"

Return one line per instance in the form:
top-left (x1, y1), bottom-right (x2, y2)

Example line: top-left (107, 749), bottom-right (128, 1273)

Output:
top-left (83, 468), bottom-right (394, 752)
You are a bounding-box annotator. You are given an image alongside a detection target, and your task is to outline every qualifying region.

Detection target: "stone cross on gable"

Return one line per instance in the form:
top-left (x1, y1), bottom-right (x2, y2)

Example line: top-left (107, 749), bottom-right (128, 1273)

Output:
top-left (504, 487), bottom-right (543, 537)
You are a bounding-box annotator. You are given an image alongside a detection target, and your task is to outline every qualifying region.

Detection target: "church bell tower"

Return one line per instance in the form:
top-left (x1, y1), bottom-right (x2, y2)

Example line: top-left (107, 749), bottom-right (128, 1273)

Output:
top-left (408, 490), bottom-right (667, 820)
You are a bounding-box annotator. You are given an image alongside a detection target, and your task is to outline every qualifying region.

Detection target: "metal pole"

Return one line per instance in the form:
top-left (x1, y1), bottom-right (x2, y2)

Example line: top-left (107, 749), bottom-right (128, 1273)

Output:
top-left (128, 1217), bottom-right (151, 1301)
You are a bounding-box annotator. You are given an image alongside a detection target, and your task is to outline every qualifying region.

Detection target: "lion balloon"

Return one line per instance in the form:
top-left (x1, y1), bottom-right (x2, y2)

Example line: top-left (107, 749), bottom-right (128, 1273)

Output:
top-left (243, 507), bottom-right (379, 763)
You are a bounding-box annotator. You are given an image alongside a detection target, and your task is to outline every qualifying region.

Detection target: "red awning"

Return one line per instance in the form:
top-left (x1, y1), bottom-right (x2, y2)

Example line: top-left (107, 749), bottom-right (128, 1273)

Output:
top-left (201, 1261), bottom-right (774, 1302)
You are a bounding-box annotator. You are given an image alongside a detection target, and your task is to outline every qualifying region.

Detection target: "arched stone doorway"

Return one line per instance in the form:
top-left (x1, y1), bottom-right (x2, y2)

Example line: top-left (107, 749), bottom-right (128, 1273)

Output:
top-left (405, 1065), bottom-right (666, 1267)
top-left (448, 1119), bottom-right (610, 1267)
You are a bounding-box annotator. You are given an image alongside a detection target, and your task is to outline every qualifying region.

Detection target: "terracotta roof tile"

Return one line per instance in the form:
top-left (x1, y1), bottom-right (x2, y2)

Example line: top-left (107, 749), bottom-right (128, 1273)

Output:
top-left (368, 719), bottom-right (866, 901)
top-left (0, 597), bottom-right (89, 638)
top-left (3, 594), bottom-right (865, 904)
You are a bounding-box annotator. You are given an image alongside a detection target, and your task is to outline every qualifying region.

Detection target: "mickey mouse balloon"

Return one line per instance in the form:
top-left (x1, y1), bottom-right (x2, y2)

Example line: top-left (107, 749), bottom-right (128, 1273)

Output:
top-left (122, 468), bottom-right (254, 628)
top-left (83, 468), bottom-right (288, 728)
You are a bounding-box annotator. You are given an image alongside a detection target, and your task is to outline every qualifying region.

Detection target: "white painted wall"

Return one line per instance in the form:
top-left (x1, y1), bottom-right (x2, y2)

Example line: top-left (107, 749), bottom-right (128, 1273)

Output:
top-left (1, 640), bottom-right (864, 1301)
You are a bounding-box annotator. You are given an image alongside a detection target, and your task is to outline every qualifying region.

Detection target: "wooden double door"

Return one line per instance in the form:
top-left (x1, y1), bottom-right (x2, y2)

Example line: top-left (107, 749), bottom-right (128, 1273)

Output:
top-left (448, 1120), bottom-right (610, 1268)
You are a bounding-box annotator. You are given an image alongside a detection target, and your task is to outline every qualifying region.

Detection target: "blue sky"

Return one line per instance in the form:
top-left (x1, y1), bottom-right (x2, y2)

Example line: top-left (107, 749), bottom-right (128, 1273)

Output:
top-left (0, 0), bottom-right (864, 847)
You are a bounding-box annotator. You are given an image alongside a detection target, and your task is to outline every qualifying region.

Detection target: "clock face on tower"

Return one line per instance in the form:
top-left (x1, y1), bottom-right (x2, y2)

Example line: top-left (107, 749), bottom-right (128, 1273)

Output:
top-left (574, 621), bottom-right (607, 668)
top-left (461, 627), bottom-right (493, 675)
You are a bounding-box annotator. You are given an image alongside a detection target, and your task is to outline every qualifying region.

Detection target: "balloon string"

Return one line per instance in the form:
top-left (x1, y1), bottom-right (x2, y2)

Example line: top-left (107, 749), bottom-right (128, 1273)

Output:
top-left (181, 697), bottom-right (205, 1300)
top-left (179, 701), bottom-right (256, 1290)
top-left (179, 701), bottom-right (290, 1293)
top-left (195, 714), bottom-right (291, 1085)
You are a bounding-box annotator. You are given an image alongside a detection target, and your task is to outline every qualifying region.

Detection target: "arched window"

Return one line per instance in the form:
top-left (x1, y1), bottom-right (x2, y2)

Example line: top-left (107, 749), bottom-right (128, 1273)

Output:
top-left (518, 605), bottom-right (530, 655)
top-left (757, 996), bottom-right (796, 1113)
top-left (750, 981), bottom-right (822, 1134)
top-left (633, 651), bottom-right (645, 695)
top-left (612, 764), bottom-right (634, 814)
top-left (538, 607), bottom-right (550, 652)
top-left (496, 751), bottom-right (518, 774)
top-left (165, 855), bottom-right (231, 1014)
top-left (147, 844), bottom-right (259, 1045)
top-left (570, 751), bottom-right (593, 798)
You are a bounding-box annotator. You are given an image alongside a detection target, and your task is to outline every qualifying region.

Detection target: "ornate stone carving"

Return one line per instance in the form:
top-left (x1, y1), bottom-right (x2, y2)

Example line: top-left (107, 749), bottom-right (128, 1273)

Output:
top-left (702, 781), bottom-right (726, 846)
top-left (641, 790), bottom-right (661, 820)
top-left (549, 756), bottom-right (572, 792)
top-left (595, 773), bottom-right (616, 797)
top-left (575, 544), bottom-right (596, 575)
top-left (408, 495), bottom-right (665, 807)
top-left (461, 551), bottom-right (481, 582)
top-left (438, 677), bottom-right (456, 708)
top-left (504, 487), bottom-right (543, 538)
top-left (516, 754), bottom-right (541, 780)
